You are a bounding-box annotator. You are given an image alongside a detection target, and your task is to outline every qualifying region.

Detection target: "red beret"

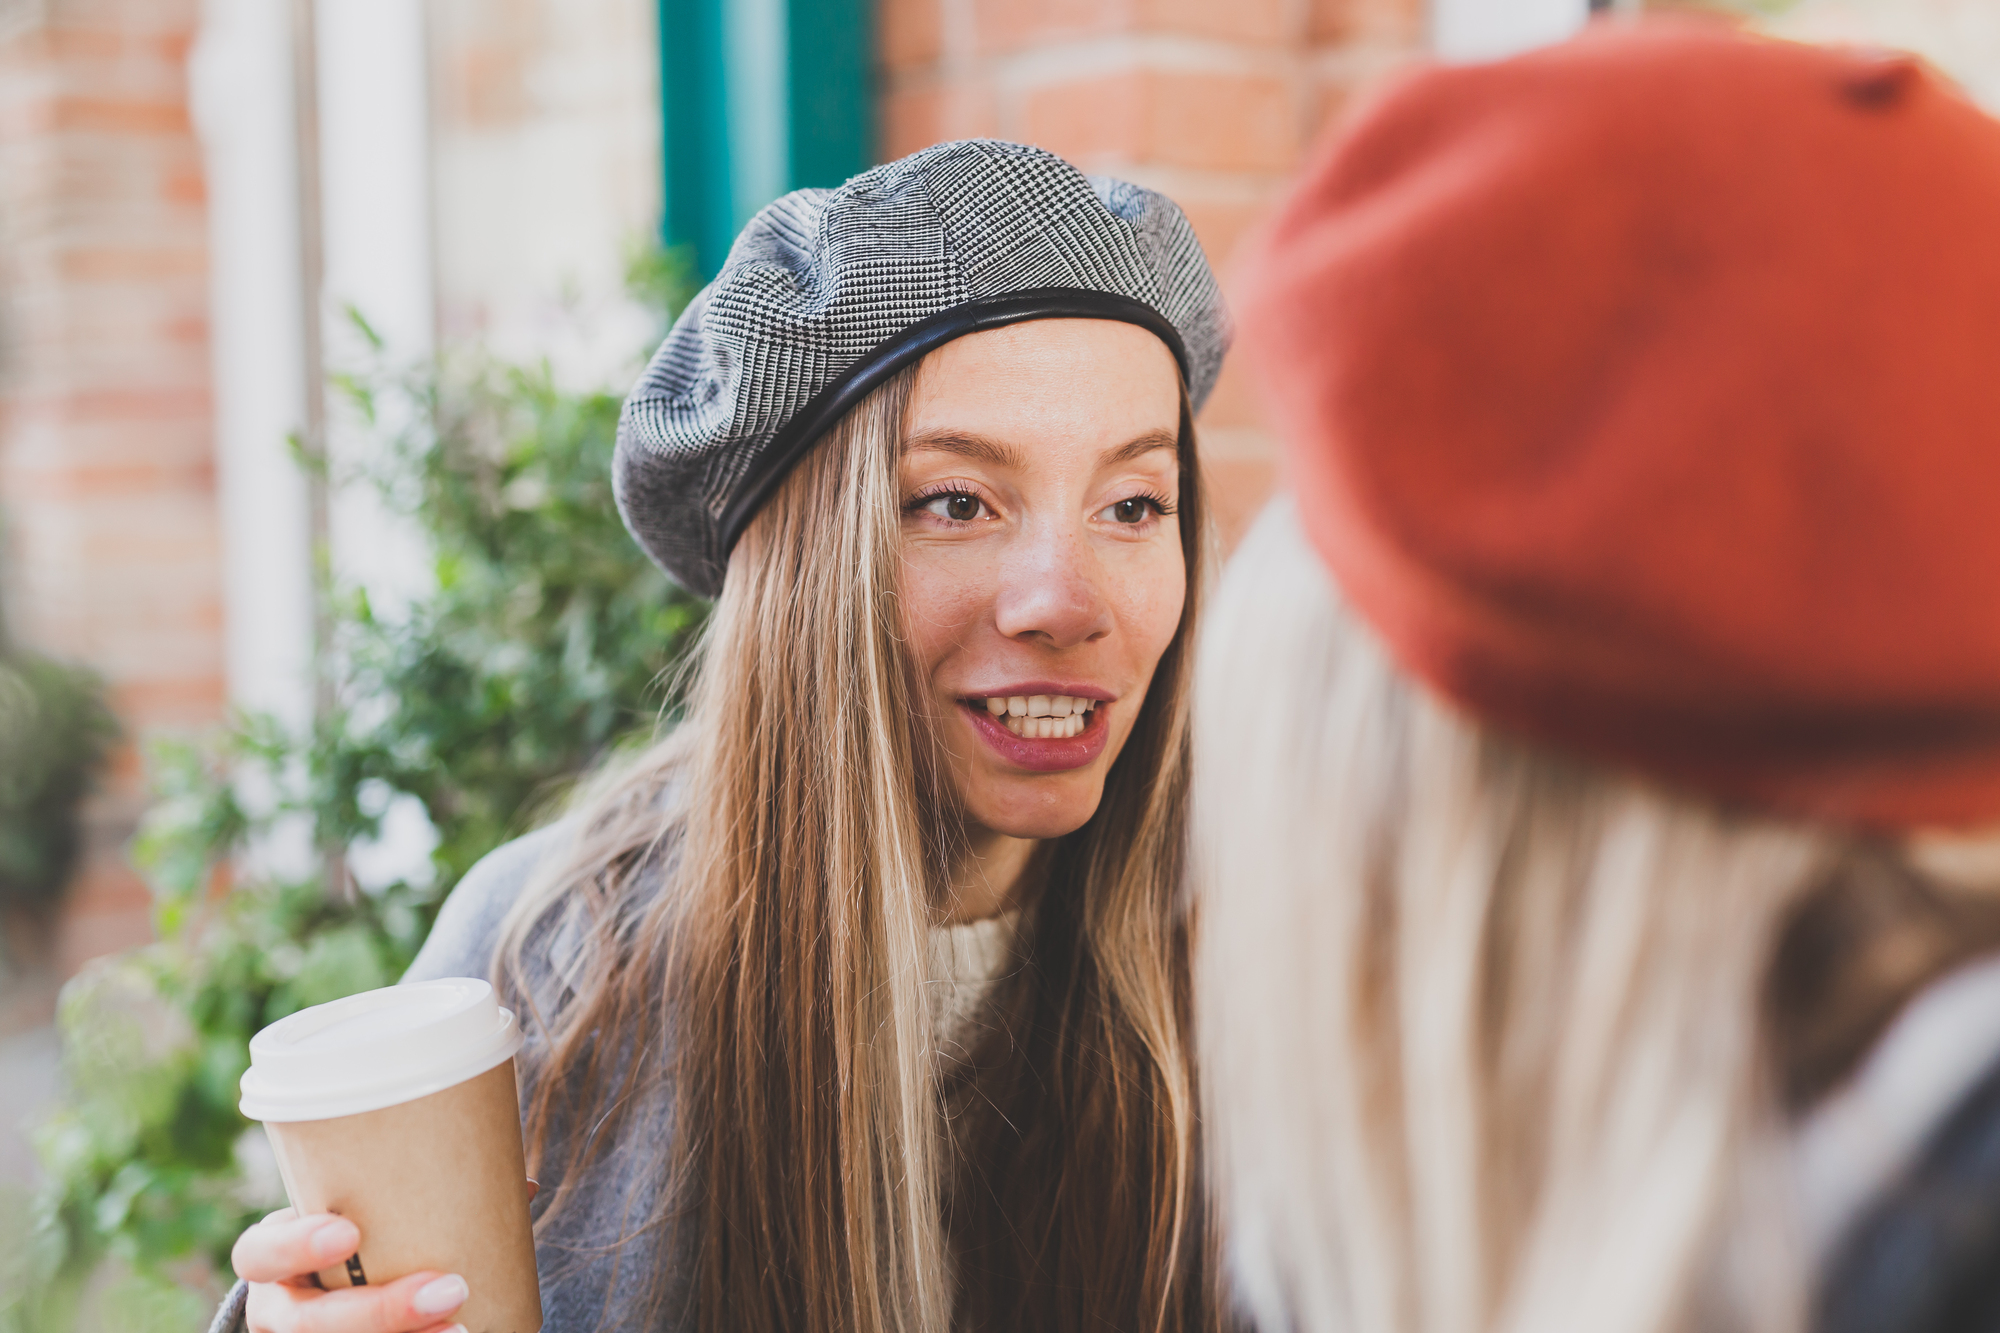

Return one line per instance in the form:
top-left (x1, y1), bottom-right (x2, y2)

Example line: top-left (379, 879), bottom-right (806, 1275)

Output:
top-left (1237, 18), bottom-right (2000, 830)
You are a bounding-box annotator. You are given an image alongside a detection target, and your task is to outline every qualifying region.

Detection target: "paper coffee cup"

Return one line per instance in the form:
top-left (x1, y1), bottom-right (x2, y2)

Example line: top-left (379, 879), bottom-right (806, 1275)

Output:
top-left (240, 978), bottom-right (542, 1333)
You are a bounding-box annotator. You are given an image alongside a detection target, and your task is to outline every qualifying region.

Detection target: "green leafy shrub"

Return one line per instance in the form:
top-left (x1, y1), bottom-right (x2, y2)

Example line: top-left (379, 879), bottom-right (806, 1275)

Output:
top-left (0, 614), bottom-right (119, 965)
top-left (5, 254), bottom-right (705, 1332)
top-left (7, 740), bottom-right (435, 1330)
top-left (324, 327), bottom-right (706, 887)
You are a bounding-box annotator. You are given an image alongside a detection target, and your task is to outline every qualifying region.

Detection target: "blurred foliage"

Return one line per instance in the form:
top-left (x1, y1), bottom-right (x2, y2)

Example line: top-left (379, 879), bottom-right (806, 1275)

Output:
top-left (323, 305), bottom-right (707, 887)
top-left (621, 234), bottom-right (703, 323)
top-left (3, 766), bottom-right (434, 1332)
top-left (4, 245), bottom-right (705, 1332)
top-left (0, 605), bottom-right (119, 963)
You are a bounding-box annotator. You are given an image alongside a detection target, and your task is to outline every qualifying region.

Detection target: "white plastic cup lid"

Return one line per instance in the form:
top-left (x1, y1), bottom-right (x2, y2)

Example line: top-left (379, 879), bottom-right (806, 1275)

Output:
top-left (239, 978), bottom-right (523, 1123)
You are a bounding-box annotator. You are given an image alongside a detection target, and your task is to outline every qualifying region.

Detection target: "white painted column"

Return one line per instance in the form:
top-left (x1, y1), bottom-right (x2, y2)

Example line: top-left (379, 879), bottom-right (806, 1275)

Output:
top-left (189, 0), bottom-right (316, 735)
top-left (315, 0), bottom-right (435, 624)
top-left (1432, 0), bottom-right (1592, 62)
top-left (192, 0), bottom-right (439, 889)
top-left (314, 0), bottom-right (440, 887)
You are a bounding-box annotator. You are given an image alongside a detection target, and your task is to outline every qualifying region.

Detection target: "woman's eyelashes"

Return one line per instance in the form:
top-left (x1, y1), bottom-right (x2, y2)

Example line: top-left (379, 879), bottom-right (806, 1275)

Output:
top-left (905, 484), bottom-right (1176, 529)
top-left (911, 486), bottom-right (995, 523)
top-left (1096, 492), bottom-right (1175, 528)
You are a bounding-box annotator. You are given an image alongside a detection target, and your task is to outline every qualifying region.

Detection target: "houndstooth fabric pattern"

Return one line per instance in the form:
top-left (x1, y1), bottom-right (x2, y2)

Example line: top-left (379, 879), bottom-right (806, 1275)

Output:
top-left (614, 139), bottom-right (1231, 595)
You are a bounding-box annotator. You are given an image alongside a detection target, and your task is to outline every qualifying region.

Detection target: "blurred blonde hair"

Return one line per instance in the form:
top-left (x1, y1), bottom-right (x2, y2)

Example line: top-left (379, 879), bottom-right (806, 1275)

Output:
top-left (496, 364), bottom-right (1222, 1333)
top-left (1192, 499), bottom-right (2000, 1333)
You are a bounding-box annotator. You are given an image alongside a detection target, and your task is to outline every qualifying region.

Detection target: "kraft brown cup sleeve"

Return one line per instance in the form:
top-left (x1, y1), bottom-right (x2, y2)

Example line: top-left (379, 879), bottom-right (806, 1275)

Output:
top-left (264, 1059), bottom-right (542, 1333)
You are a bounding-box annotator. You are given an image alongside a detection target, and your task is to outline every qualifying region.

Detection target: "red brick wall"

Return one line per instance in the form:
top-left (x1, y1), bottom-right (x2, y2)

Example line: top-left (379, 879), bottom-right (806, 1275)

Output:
top-left (879, 0), bottom-right (1427, 546)
top-left (0, 0), bottom-right (222, 982)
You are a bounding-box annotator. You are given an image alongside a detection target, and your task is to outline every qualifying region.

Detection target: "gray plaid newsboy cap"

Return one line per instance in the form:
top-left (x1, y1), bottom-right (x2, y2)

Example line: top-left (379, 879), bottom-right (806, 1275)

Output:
top-left (614, 138), bottom-right (1231, 596)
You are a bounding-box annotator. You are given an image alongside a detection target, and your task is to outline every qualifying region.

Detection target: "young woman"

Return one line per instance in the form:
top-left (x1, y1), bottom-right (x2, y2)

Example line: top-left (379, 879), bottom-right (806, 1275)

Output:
top-left (1194, 23), bottom-right (2000, 1333)
top-left (221, 140), bottom-right (1232, 1333)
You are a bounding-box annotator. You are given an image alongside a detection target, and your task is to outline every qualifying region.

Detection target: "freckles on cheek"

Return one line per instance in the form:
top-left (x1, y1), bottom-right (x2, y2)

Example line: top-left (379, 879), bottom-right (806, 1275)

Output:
top-left (900, 557), bottom-right (991, 670)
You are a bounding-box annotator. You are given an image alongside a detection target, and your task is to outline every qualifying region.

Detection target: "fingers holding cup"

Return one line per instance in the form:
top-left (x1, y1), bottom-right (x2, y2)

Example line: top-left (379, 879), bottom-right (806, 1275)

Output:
top-left (233, 1211), bottom-right (359, 1286)
top-left (245, 1268), bottom-right (469, 1333)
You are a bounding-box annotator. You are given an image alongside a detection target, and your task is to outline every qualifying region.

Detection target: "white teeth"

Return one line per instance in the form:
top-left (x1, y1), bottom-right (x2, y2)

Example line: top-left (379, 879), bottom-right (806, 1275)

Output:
top-left (979, 694), bottom-right (1097, 738)
top-left (997, 709), bottom-right (1087, 739)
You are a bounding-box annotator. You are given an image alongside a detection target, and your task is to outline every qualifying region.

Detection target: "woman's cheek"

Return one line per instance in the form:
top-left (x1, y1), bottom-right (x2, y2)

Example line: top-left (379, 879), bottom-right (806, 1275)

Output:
top-left (900, 551), bottom-right (991, 667)
top-left (1117, 542), bottom-right (1187, 663)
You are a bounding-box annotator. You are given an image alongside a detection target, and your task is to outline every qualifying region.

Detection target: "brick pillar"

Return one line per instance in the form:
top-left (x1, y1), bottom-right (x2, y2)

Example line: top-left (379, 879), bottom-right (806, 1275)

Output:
top-left (878, 0), bottom-right (1426, 546)
top-left (429, 0), bottom-right (662, 376)
top-left (0, 0), bottom-right (223, 979)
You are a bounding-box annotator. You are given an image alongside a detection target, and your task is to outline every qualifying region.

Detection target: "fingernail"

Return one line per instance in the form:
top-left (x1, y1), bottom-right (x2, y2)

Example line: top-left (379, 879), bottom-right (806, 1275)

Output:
top-left (307, 1217), bottom-right (359, 1261)
top-left (413, 1274), bottom-right (470, 1316)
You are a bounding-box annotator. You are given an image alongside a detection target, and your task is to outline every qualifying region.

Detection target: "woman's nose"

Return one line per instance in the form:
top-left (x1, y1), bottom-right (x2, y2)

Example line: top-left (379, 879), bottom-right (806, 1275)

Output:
top-left (992, 527), bottom-right (1113, 649)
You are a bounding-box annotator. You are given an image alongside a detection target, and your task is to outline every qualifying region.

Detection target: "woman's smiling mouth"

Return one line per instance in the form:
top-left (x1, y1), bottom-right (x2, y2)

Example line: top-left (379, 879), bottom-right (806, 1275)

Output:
top-left (960, 690), bottom-right (1114, 772)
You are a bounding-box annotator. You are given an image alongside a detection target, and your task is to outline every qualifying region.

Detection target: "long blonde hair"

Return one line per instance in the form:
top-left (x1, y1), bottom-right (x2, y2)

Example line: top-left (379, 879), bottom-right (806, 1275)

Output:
top-left (496, 362), bottom-right (1222, 1333)
top-left (1192, 500), bottom-right (2000, 1333)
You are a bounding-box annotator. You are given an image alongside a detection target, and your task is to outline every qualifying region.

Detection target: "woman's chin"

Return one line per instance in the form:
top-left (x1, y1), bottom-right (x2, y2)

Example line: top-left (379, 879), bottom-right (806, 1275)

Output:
top-left (964, 774), bottom-right (1106, 842)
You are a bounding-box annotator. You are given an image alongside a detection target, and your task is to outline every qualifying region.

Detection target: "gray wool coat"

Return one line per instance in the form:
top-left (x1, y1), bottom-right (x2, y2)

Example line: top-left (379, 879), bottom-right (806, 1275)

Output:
top-left (209, 824), bottom-right (693, 1333)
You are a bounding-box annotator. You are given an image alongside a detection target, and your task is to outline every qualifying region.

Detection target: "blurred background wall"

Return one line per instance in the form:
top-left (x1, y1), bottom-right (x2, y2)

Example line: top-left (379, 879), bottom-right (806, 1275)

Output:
top-left (3, 0), bottom-right (1997, 1206)
top-left (0, 0), bottom-right (221, 992)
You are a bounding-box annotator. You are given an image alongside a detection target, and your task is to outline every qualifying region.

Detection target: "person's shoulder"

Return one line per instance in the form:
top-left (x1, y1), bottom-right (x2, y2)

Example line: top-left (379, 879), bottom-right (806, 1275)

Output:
top-left (402, 823), bottom-right (576, 986)
top-left (1813, 958), bottom-right (2000, 1333)
top-left (1816, 1048), bottom-right (2000, 1333)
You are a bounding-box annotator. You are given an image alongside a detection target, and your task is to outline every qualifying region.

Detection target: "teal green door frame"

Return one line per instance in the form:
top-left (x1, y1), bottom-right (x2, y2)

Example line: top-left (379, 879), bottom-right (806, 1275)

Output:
top-left (785, 0), bottom-right (873, 196)
top-left (659, 0), bottom-right (875, 280)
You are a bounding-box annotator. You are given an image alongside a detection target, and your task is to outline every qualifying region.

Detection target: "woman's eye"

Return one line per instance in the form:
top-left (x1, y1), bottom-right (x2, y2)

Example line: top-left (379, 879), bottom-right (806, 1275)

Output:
top-left (1103, 497), bottom-right (1156, 525)
top-left (922, 492), bottom-right (988, 522)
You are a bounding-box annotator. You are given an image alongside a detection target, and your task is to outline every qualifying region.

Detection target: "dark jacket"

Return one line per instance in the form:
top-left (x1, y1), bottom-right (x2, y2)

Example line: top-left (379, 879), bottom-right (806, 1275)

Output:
top-left (1816, 1050), bottom-right (2000, 1333)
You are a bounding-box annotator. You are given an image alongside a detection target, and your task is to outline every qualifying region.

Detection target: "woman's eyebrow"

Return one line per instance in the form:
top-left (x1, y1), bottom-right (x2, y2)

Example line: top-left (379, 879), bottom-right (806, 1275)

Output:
top-left (1101, 429), bottom-right (1179, 467)
top-left (903, 430), bottom-right (1027, 468)
top-left (904, 428), bottom-right (1178, 469)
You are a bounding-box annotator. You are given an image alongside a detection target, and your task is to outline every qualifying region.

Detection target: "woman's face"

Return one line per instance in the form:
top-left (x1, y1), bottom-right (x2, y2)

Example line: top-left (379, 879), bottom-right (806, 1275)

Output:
top-left (900, 318), bottom-right (1187, 842)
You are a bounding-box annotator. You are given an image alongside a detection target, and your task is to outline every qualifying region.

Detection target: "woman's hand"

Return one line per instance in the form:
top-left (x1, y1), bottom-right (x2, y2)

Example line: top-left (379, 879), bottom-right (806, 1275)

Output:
top-left (234, 1208), bottom-right (470, 1333)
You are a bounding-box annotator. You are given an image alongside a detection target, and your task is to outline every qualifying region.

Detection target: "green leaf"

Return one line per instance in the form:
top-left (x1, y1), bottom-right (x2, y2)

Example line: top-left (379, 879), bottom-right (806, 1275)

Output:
top-left (93, 1160), bottom-right (155, 1236)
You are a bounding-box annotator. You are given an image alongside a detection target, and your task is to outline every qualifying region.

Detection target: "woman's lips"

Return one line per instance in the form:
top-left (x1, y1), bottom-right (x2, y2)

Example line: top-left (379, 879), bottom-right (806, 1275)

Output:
top-left (961, 699), bottom-right (1111, 772)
